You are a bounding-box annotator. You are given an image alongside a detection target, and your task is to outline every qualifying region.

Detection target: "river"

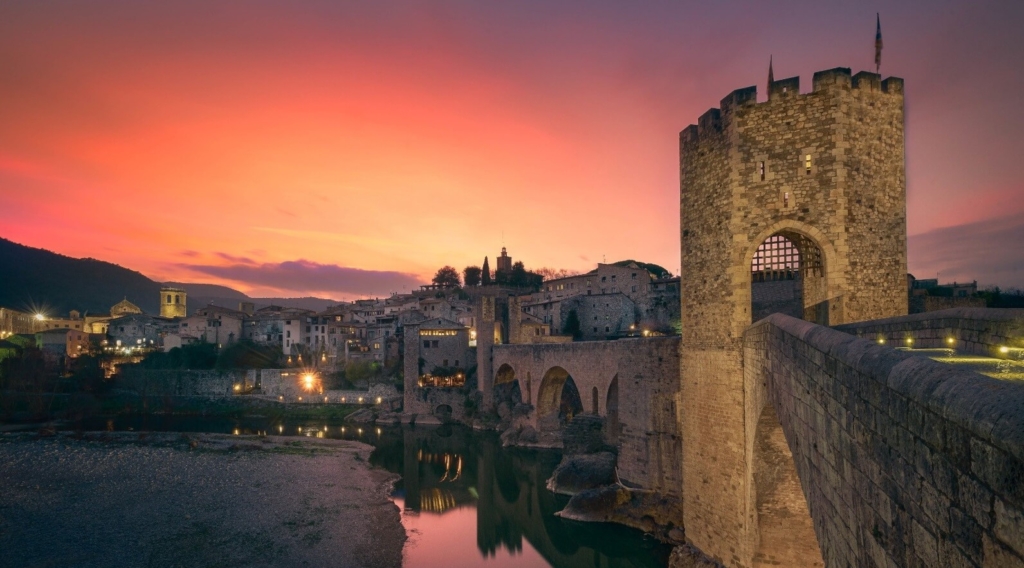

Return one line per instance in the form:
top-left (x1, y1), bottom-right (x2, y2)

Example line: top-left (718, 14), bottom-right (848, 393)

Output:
top-left (79, 415), bottom-right (671, 568)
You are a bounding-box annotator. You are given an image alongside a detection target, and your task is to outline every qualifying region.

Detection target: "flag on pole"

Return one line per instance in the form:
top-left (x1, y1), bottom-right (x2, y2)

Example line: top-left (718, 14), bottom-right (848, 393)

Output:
top-left (875, 13), bottom-right (883, 74)
top-left (768, 55), bottom-right (774, 94)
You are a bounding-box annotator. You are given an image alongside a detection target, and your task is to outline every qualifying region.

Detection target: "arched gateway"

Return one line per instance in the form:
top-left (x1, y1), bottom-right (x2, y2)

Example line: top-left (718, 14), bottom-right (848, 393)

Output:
top-left (679, 67), bottom-right (908, 565)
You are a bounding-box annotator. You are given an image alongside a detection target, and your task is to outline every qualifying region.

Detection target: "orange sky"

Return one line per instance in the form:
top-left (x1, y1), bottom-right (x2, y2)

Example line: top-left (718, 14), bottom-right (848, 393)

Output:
top-left (3, 1), bottom-right (1024, 297)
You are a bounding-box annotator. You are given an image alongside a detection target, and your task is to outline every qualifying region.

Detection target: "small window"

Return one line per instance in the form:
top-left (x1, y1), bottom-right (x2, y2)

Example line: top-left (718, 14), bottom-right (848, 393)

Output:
top-left (423, 340), bottom-right (430, 348)
top-left (759, 161), bottom-right (765, 181)
top-left (784, 192), bottom-right (790, 208)
top-left (432, 340), bottom-right (439, 348)
top-left (166, 294), bottom-right (172, 303)
top-left (443, 359), bottom-right (448, 366)
top-left (605, 326), bottom-right (610, 332)
top-left (805, 154), bottom-right (812, 174)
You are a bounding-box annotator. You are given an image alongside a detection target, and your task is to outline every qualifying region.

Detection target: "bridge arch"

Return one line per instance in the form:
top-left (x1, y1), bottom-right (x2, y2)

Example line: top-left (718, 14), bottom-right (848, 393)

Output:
top-left (495, 363), bottom-right (516, 385)
top-left (751, 402), bottom-right (823, 567)
top-left (493, 363), bottom-right (523, 409)
top-left (434, 404), bottom-right (453, 422)
top-left (605, 375), bottom-right (620, 443)
top-left (537, 366), bottom-right (583, 428)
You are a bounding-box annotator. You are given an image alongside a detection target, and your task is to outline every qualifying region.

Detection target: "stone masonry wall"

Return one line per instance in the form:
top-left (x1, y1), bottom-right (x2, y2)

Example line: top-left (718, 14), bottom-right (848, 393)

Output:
top-left (119, 368), bottom-right (239, 396)
top-left (744, 313), bottom-right (1024, 568)
top-left (835, 307), bottom-right (1024, 357)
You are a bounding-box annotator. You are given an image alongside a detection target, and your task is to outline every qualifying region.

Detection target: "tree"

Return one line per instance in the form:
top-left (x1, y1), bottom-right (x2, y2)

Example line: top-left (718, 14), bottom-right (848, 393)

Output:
top-left (432, 265), bottom-right (461, 288)
top-left (563, 309), bottom-right (582, 340)
top-left (510, 261), bottom-right (528, 286)
top-left (481, 257), bottom-right (492, 285)
top-left (463, 265), bottom-right (482, 287)
top-left (535, 267), bottom-right (581, 281)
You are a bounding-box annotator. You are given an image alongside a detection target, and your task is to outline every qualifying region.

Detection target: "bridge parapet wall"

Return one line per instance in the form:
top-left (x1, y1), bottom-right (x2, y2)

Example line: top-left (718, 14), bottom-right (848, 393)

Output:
top-left (745, 313), bottom-right (1024, 567)
top-left (834, 307), bottom-right (1024, 356)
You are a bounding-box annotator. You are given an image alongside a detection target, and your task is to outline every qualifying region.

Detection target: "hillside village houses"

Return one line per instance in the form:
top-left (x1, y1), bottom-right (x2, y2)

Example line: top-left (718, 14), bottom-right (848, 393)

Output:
top-left (0, 251), bottom-right (685, 375)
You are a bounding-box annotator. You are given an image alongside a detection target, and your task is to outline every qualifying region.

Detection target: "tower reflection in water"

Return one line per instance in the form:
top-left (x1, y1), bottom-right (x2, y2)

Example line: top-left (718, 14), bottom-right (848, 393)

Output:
top-left (368, 425), bottom-right (669, 568)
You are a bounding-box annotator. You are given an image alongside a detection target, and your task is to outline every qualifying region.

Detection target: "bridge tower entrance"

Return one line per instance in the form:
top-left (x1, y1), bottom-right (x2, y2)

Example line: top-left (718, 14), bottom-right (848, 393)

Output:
top-left (679, 68), bottom-right (907, 566)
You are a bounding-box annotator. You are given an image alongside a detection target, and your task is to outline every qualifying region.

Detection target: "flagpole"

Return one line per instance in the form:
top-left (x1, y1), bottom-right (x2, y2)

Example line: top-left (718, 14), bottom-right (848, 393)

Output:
top-left (875, 13), bottom-right (883, 75)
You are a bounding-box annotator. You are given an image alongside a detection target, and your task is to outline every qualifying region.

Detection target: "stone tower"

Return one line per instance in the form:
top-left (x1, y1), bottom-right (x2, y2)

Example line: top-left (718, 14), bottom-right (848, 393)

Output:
top-left (159, 287), bottom-right (187, 318)
top-left (678, 68), bottom-right (907, 565)
top-left (496, 247), bottom-right (512, 275)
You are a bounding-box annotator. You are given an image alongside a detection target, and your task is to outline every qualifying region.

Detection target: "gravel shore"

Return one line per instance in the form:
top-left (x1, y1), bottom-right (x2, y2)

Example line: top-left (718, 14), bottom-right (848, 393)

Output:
top-left (0, 432), bottom-right (406, 568)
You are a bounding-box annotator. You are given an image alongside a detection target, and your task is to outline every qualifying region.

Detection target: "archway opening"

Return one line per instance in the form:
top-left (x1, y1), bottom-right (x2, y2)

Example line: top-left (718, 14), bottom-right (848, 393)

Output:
top-left (750, 231), bottom-right (826, 325)
top-left (493, 363), bottom-right (522, 411)
top-left (495, 363), bottom-right (516, 385)
top-left (537, 367), bottom-right (583, 429)
top-left (605, 375), bottom-right (620, 443)
top-left (434, 404), bottom-right (453, 423)
top-left (494, 379), bottom-right (523, 410)
top-left (752, 404), bottom-right (823, 567)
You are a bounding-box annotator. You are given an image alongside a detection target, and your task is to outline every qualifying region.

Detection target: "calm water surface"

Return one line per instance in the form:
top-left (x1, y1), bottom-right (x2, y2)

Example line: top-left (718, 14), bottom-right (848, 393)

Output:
top-left (79, 415), bottom-right (670, 568)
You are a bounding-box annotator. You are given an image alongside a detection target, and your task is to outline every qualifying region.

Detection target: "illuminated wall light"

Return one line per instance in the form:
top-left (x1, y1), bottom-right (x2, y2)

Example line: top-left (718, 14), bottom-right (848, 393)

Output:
top-left (947, 337), bottom-right (956, 345)
top-left (1000, 346), bottom-right (1010, 354)
top-left (877, 338), bottom-right (885, 344)
top-left (905, 338), bottom-right (913, 345)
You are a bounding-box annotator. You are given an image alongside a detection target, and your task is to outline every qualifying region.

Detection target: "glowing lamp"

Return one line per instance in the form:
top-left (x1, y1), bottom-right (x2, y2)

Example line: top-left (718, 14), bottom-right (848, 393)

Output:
top-left (947, 337), bottom-right (956, 345)
top-left (34, 313), bottom-right (45, 321)
top-left (1000, 346), bottom-right (1010, 354)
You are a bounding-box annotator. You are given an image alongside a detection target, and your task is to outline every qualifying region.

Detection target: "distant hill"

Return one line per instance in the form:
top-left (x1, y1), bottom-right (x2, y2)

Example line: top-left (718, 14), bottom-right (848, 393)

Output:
top-left (0, 237), bottom-right (340, 316)
top-left (191, 295), bottom-right (339, 312)
top-left (0, 237), bottom-right (162, 314)
top-left (163, 282), bottom-right (247, 300)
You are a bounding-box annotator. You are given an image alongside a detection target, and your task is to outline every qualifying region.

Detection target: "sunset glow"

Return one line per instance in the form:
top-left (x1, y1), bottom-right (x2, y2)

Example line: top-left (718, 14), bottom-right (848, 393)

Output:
top-left (3, 0), bottom-right (1024, 297)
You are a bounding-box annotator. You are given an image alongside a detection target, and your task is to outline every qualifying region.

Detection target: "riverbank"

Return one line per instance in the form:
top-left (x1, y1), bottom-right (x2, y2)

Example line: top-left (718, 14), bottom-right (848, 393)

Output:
top-left (0, 391), bottom-right (364, 423)
top-left (0, 432), bottom-right (406, 568)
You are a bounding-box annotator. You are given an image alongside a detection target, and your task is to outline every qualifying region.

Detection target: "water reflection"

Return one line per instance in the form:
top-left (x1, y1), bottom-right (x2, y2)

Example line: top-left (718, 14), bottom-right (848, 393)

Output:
top-left (79, 416), bottom-right (669, 568)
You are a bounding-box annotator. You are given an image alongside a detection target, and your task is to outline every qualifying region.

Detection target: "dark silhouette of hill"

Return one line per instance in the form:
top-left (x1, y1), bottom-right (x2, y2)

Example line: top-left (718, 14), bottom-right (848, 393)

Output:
top-left (0, 238), bottom-right (341, 316)
top-left (0, 237), bottom-right (162, 314)
top-left (163, 282), bottom-right (247, 300)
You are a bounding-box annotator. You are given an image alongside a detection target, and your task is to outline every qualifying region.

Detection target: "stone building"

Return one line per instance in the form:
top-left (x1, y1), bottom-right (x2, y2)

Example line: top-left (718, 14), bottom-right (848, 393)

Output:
top-left (678, 66), bottom-right (907, 564)
top-left (0, 306), bottom-right (35, 337)
top-left (108, 314), bottom-right (172, 348)
top-left (159, 287), bottom-right (187, 318)
top-left (495, 247), bottom-right (512, 276)
top-left (110, 298), bottom-right (143, 318)
top-left (561, 293), bottom-right (635, 339)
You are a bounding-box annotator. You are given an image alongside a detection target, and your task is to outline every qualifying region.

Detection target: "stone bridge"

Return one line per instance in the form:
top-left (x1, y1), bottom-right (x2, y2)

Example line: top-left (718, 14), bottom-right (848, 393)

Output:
top-left (490, 337), bottom-right (682, 496)
top-left (729, 311), bottom-right (1024, 568)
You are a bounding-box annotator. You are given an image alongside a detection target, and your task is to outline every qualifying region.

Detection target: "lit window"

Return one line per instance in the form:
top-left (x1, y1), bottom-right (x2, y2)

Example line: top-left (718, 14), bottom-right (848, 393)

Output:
top-left (759, 161), bottom-right (766, 181)
top-left (805, 154), bottom-right (812, 174)
top-left (784, 192), bottom-right (790, 208)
